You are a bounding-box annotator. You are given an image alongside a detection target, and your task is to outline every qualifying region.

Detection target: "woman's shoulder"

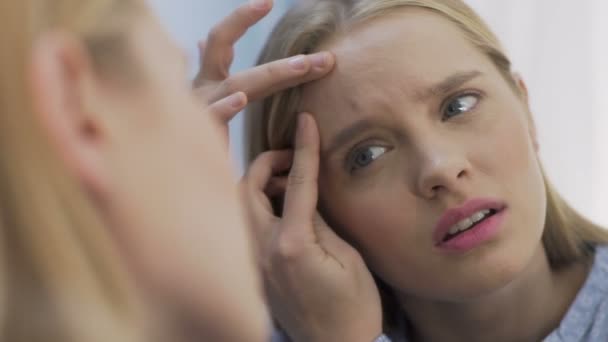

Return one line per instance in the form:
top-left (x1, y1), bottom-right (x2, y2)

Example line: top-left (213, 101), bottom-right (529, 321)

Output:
top-left (592, 244), bottom-right (608, 283)
top-left (544, 244), bottom-right (608, 342)
top-left (584, 244), bottom-right (608, 298)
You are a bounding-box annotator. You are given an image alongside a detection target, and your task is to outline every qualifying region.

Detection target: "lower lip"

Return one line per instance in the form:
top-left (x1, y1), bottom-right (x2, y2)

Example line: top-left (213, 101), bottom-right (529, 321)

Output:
top-left (436, 209), bottom-right (506, 253)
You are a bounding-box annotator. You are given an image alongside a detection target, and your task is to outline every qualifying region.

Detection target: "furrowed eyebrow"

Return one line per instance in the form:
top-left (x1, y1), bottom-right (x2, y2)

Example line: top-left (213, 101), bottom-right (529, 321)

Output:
top-left (418, 70), bottom-right (483, 101)
top-left (323, 118), bottom-right (376, 157)
top-left (323, 71), bottom-right (483, 157)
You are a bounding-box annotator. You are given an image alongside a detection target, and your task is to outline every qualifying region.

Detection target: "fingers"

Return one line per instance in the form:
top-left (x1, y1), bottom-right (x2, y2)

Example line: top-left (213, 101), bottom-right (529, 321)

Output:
top-left (198, 0), bottom-right (273, 81)
top-left (207, 92), bottom-right (248, 124)
top-left (242, 150), bottom-right (292, 247)
top-left (208, 52), bottom-right (335, 104)
top-left (244, 150), bottom-right (293, 195)
top-left (265, 176), bottom-right (288, 198)
top-left (282, 113), bottom-right (321, 230)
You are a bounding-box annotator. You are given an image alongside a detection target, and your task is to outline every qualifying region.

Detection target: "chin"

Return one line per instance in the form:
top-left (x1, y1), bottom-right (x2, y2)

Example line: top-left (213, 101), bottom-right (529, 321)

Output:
top-left (438, 238), bottom-right (541, 302)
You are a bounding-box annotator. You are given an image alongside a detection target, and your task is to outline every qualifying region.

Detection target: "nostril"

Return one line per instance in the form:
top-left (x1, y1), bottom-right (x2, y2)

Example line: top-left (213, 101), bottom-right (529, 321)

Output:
top-left (457, 170), bottom-right (466, 178)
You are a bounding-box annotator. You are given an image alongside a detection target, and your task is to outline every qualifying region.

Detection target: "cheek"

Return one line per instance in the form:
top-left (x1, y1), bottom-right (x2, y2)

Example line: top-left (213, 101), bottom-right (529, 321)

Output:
top-left (319, 182), bottom-right (454, 298)
top-left (319, 170), bottom-right (432, 272)
top-left (473, 107), bottom-right (547, 279)
top-left (479, 108), bottom-right (545, 217)
top-left (321, 181), bottom-right (391, 240)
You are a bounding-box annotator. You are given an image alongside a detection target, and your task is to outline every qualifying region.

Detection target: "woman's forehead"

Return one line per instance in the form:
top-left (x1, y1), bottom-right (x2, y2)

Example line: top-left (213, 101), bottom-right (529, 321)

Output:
top-left (300, 8), bottom-right (492, 113)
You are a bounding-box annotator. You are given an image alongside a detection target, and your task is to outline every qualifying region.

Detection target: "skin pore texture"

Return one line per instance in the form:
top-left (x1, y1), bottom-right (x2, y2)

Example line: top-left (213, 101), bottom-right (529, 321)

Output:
top-left (298, 8), bottom-right (589, 342)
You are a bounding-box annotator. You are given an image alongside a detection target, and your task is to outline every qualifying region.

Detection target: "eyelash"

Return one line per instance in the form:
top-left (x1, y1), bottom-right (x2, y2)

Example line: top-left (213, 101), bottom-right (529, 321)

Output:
top-left (345, 143), bottom-right (391, 173)
top-left (440, 90), bottom-right (483, 121)
top-left (344, 90), bottom-right (484, 173)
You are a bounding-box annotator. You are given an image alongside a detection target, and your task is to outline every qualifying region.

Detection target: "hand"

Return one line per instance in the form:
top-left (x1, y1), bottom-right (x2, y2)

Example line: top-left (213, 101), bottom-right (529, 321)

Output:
top-left (241, 113), bottom-right (383, 342)
top-left (193, 0), bottom-right (335, 145)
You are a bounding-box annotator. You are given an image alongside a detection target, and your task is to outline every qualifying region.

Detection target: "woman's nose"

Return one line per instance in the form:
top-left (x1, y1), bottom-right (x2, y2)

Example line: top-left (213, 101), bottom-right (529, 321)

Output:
top-left (414, 144), bottom-right (471, 199)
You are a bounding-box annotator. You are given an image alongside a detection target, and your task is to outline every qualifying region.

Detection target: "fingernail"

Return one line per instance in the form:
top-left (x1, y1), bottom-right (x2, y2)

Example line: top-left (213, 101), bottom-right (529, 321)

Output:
top-left (311, 52), bottom-right (329, 68)
top-left (229, 92), bottom-right (246, 108)
top-left (289, 56), bottom-right (308, 71)
top-left (250, 0), bottom-right (270, 10)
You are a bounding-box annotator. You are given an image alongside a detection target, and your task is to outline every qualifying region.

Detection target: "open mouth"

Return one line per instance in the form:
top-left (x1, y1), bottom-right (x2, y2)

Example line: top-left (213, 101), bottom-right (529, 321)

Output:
top-left (442, 208), bottom-right (499, 243)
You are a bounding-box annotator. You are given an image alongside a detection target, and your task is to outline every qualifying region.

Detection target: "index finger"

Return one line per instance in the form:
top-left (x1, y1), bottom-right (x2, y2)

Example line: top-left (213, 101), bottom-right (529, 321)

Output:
top-left (207, 52), bottom-right (335, 104)
top-left (282, 113), bottom-right (320, 229)
top-left (198, 0), bottom-right (273, 81)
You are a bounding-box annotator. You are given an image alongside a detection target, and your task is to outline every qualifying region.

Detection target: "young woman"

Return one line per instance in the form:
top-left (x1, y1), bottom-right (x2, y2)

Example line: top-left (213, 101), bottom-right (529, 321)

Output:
top-left (243, 1), bottom-right (608, 341)
top-left (0, 0), bottom-right (334, 341)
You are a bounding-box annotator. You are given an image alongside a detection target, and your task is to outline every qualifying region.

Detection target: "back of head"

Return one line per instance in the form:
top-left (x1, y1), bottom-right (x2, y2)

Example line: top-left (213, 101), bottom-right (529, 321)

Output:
top-left (0, 1), bottom-right (144, 341)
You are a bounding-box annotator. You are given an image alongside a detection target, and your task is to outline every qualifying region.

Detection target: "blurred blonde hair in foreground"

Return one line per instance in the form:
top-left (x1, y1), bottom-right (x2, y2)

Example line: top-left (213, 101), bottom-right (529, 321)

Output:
top-left (0, 1), bottom-right (144, 341)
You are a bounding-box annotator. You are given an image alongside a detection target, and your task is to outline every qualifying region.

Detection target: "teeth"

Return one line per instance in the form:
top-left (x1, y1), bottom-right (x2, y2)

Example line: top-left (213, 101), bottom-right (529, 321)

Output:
top-left (458, 218), bottom-right (473, 231)
top-left (471, 211), bottom-right (485, 222)
top-left (447, 209), bottom-right (492, 235)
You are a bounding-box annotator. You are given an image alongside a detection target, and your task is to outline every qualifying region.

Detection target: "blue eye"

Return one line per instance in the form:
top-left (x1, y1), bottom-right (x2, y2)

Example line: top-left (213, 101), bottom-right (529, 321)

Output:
top-left (348, 146), bottom-right (388, 171)
top-left (444, 94), bottom-right (479, 119)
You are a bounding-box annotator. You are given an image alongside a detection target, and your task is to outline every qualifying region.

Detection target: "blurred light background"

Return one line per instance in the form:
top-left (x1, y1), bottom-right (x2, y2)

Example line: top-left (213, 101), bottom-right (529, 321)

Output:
top-left (148, 0), bottom-right (295, 172)
top-left (150, 0), bottom-right (608, 227)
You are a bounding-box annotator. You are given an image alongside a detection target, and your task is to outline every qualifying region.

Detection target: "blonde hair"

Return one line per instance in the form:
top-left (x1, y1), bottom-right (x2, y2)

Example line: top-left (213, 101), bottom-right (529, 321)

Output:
top-left (0, 1), bottom-right (146, 341)
top-left (245, 0), bottom-right (608, 325)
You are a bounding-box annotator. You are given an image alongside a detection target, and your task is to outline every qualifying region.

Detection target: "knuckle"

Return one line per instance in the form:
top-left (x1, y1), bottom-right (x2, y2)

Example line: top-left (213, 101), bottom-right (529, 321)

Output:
top-left (287, 167), bottom-right (308, 188)
top-left (206, 26), bottom-right (224, 44)
top-left (194, 84), bottom-right (213, 102)
top-left (258, 150), bottom-right (274, 162)
top-left (263, 62), bottom-right (284, 80)
top-left (258, 151), bottom-right (279, 168)
top-left (250, 152), bottom-right (271, 170)
top-left (220, 77), bottom-right (239, 96)
top-left (273, 235), bottom-right (301, 262)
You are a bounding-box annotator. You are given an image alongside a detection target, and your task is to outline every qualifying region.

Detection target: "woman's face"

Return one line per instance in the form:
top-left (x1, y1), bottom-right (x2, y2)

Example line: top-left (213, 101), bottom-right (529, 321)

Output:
top-left (299, 8), bottom-right (547, 301)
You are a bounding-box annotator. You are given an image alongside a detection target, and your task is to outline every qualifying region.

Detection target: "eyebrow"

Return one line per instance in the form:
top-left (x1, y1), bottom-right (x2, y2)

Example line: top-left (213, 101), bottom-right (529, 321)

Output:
top-left (323, 70), bottom-right (483, 157)
top-left (418, 70), bottom-right (483, 101)
top-left (323, 118), bottom-right (379, 158)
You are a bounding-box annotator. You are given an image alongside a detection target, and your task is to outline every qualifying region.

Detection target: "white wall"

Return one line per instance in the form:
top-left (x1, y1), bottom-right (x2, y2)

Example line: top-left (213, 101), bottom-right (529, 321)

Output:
top-left (151, 1), bottom-right (607, 226)
top-left (465, 1), bottom-right (608, 226)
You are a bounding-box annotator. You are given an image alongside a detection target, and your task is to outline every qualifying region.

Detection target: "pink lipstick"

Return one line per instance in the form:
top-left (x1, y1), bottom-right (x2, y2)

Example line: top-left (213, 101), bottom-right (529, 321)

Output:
top-left (433, 198), bottom-right (507, 252)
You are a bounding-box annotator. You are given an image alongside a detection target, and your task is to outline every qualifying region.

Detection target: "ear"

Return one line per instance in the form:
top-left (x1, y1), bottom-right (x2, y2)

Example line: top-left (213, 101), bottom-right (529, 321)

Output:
top-left (28, 32), bottom-right (111, 197)
top-left (511, 72), bottom-right (539, 153)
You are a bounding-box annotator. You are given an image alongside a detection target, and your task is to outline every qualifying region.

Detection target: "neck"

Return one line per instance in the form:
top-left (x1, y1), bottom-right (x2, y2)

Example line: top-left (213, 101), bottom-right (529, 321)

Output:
top-left (397, 244), bottom-right (591, 342)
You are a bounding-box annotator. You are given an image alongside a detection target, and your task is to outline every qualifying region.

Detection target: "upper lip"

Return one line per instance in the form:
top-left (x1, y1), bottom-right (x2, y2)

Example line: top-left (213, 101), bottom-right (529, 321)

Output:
top-left (433, 197), bottom-right (506, 245)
